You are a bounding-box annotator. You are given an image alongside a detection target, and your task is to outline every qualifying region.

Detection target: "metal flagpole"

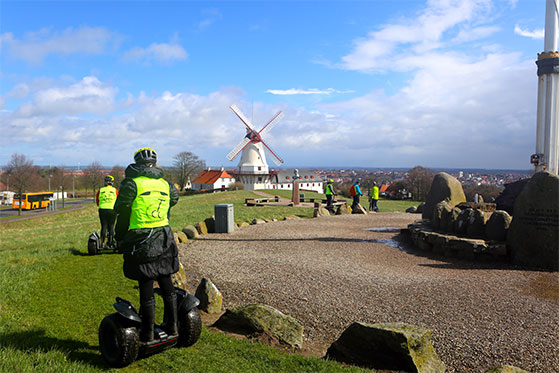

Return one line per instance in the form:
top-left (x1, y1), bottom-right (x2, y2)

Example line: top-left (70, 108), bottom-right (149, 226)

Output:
top-left (533, 0), bottom-right (559, 175)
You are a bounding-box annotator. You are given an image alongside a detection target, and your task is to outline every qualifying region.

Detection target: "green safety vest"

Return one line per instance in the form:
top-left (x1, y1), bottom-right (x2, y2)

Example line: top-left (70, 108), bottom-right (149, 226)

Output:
top-left (371, 186), bottom-right (379, 200)
top-left (98, 185), bottom-right (118, 209)
top-left (325, 184), bottom-right (334, 195)
top-left (129, 176), bottom-right (171, 229)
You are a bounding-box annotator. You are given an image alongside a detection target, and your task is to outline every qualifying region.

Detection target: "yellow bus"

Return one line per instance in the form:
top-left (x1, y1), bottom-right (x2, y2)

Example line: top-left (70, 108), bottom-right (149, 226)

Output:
top-left (12, 192), bottom-right (54, 210)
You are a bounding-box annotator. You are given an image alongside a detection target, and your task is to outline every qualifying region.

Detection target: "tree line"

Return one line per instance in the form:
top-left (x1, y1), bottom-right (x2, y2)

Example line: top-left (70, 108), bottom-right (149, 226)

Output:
top-left (2, 151), bottom-right (206, 199)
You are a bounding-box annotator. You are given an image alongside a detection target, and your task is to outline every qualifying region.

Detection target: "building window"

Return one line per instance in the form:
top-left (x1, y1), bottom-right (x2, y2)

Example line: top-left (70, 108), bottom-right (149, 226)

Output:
top-left (258, 166), bottom-right (261, 171)
top-left (305, 176), bottom-right (308, 179)
top-left (258, 177), bottom-right (262, 182)
top-left (311, 176), bottom-right (314, 179)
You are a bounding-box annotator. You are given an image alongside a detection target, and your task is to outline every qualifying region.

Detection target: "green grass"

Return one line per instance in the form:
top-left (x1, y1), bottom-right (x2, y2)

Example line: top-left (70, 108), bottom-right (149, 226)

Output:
top-left (0, 190), bottom-right (418, 372)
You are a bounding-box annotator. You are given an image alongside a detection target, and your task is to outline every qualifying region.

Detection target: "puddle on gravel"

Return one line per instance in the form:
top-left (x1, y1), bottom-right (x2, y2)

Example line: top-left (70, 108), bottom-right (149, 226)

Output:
top-left (364, 227), bottom-right (401, 233)
top-left (361, 238), bottom-right (406, 251)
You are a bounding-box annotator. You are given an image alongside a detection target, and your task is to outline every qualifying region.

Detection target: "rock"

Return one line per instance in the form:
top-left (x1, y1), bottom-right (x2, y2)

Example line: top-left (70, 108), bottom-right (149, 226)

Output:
top-left (416, 202), bottom-right (425, 214)
top-left (284, 215), bottom-right (300, 220)
top-left (485, 365), bottom-right (530, 373)
top-left (432, 201), bottom-right (451, 230)
top-left (422, 172), bottom-right (466, 220)
top-left (194, 278), bottom-right (223, 314)
top-left (448, 207), bottom-right (461, 233)
top-left (325, 322), bottom-right (446, 372)
top-left (467, 209), bottom-right (487, 239)
top-left (171, 262), bottom-right (188, 289)
top-left (251, 218), bottom-right (266, 225)
top-left (406, 206), bottom-right (418, 213)
top-left (213, 304), bottom-right (303, 348)
top-left (175, 231), bottom-right (188, 243)
top-left (485, 210), bottom-right (512, 241)
top-left (439, 204), bottom-right (456, 232)
top-left (182, 225), bottom-right (199, 239)
top-left (204, 216), bottom-right (216, 233)
top-left (314, 206), bottom-right (331, 217)
top-left (336, 204), bottom-right (351, 215)
top-left (508, 171), bottom-right (559, 271)
top-left (238, 221), bottom-right (250, 227)
top-left (455, 208), bottom-right (473, 235)
top-left (173, 232), bottom-right (180, 246)
top-left (495, 178), bottom-right (530, 215)
top-left (195, 221), bottom-right (208, 235)
top-left (351, 203), bottom-right (367, 214)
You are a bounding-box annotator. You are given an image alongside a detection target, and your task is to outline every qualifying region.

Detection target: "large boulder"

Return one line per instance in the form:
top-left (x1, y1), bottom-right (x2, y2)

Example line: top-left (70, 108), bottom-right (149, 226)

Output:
top-left (213, 304), bottom-right (303, 348)
top-left (432, 201), bottom-right (451, 230)
top-left (351, 203), bottom-right (367, 214)
top-left (336, 204), bottom-right (351, 215)
top-left (495, 178), bottom-right (530, 215)
top-left (416, 202), bottom-right (425, 214)
top-left (195, 221), bottom-right (208, 235)
top-left (182, 225), bottom-right (199, 239)
top-left (314, 206), bottom-right (331, 217)
top-left (422, 172), bottom-right (466, 220)
top-left (485, 210), bottom-right (512, 241)
top-left (195, 278), bottom-right (223, 314)
top-left (467, 209), bottom-right (487, 239)
top-left (175, 231), bottom-right (188, 243)
top-left (508, 171), bottom-right (559, 271)
top-left (455, 208), bottom-right (473, 235)
top-left (325, 322), bottom-right (446, 372)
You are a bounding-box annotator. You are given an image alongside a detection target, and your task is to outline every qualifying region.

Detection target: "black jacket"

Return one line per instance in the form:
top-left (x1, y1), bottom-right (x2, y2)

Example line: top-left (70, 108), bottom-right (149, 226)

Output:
top-left (114, 164), bottom-right (180, 281)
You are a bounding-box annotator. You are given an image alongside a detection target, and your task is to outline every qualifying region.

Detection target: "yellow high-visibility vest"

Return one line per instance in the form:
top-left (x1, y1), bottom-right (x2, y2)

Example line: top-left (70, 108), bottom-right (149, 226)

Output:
top-left (98, 185), bottom-right (118, 209)
top-left (129, 176), bottom-right (170, 229)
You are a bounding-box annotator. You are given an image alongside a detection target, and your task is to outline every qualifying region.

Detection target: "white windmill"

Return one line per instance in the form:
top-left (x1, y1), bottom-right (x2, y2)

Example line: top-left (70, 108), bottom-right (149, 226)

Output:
top-left (227, 104), bottom-right (284, 190)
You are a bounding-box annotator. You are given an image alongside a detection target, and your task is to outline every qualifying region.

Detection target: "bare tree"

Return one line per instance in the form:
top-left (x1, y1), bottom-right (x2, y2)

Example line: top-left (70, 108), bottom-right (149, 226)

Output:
top-left (110, 165), bottom-right (125, 188)
top-left (82, 162), bottom-right (105, 198)
top-left (6, 154), bottom-right (36, 215)
top-left (172, 152), bottom-right (206, 191)
top-left (404, 166), bottom-right (435, 201)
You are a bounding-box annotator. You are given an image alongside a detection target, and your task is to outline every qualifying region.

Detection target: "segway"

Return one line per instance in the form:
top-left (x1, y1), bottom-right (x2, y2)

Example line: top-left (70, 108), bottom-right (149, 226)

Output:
top-left (98, 287), bottom-right (202, 367)
top-left (87, 231), bottom-right (119, 255)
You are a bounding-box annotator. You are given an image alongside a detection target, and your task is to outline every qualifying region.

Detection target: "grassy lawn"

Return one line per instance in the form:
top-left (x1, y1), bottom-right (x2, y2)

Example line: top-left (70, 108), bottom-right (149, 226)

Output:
top-left (0, 190), bottom-right (380, 372)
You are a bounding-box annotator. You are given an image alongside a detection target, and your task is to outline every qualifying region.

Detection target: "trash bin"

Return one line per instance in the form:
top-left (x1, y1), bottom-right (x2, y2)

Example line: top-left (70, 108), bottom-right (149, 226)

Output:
top-left (215, 204), bottom-right (234, 233)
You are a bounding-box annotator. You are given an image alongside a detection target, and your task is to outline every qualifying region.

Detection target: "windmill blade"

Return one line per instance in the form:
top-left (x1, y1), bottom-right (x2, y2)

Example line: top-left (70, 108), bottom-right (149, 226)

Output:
top-left (258, 111), bottom-right (284, 137)
top-left (227, 136), bottom-right (251, 161)
top-left (230, 104), bottom-right (255, 131)
top-left (260, 140), bottom-right (284, 166)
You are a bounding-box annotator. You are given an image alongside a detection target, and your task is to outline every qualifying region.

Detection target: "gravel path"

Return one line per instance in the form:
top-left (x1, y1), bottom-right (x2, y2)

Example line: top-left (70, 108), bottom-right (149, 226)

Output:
top-left (179, 212), bottom-right (559, 372)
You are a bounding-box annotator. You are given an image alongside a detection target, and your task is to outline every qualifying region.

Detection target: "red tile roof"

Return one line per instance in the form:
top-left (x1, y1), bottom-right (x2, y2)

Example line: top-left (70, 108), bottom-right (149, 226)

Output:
top-left (380, 184), bottom-right (390, 193)
top-left (192, 169), bottom-right (234, 185)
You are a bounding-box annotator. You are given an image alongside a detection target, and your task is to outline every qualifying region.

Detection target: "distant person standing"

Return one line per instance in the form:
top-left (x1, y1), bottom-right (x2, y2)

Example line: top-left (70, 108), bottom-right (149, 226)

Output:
top-left (96, 175), bottom-right (118, 249)
top-left (369, 181), bottom-right (379, 212)
top-left (349, 180), bottom-right (363, 210)
top-left (325, 179), bottom-right (336, 212)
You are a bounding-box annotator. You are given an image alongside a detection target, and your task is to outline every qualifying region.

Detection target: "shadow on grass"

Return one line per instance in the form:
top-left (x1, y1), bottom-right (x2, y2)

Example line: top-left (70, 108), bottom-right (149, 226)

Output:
top-left (2, 329), bottom-right (106, 368)
top-left (69, 248), bottom-right (120, 257)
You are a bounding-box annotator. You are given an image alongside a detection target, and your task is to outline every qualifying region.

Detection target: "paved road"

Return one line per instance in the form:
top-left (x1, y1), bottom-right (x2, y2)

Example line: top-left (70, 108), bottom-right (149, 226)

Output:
top-left (0, 199), bottom-right (94, 219)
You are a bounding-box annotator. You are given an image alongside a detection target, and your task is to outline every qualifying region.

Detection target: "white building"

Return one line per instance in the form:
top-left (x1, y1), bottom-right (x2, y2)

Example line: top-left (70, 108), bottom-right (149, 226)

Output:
top-left (191, 168), bottom-right (236, 192)
top-left (270, 169), bottom-right (324, 193)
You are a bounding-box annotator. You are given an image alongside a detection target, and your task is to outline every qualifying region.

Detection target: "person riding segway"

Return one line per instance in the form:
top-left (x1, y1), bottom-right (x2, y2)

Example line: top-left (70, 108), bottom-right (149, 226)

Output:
top-left (96, 175), bottom-right (118, 250)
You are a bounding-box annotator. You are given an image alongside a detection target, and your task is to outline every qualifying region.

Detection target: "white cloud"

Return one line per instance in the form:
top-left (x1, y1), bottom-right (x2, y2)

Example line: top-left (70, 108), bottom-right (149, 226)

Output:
top-left (266, 88), bottom-right (354, 95)
top-left (122, 39), bottom-right (188, 64)
top-left (0, 27), bottom-right (120, 64)
top-left (514, 25), bottom-right (544, 39)
top-left (198, 8), bottom-right (223, 30)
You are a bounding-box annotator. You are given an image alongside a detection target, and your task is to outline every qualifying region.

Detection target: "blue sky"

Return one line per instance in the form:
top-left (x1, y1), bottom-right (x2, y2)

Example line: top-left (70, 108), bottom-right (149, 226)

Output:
top-left (0, 0), bottom-right (547, 170)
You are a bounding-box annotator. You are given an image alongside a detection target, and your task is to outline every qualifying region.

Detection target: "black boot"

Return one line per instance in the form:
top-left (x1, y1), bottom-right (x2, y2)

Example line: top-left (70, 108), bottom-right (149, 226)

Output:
top-left (140, 298), bottom-right (156, 342)
top-left (162, 294), bottom-right (178, 336)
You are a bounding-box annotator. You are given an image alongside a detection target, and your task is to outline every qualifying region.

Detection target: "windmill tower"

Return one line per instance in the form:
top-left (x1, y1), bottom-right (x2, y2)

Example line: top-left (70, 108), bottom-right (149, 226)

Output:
top-left (227, 104), bottom-right (284, 190)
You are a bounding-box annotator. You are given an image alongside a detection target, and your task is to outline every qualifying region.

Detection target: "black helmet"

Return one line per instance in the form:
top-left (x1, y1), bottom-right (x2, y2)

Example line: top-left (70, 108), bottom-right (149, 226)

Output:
top-left (134, 148), bottom-right (157, 165)
top-left (105, 175), bottom-right (114, 185)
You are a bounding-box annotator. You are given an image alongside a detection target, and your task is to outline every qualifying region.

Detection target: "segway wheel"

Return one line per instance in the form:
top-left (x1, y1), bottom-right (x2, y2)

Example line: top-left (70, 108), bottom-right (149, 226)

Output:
top-left (177, 306), bottom-right (202, 347)
top-left (87, 239), bottom-right (98, 256)
top-left (99, 313), bottom-right (140, 367)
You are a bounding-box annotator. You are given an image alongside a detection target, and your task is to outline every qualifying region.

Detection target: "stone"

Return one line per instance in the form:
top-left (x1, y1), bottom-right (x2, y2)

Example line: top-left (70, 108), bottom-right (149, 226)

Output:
top-left (238, 221), bottom-right (250, 227)
top-left (175, 231), bottom-right (188, 243)
top-left (431, 201), bottom-right (450, 230)
top-left (406, 206), bottom-right (418, 213)
top-left (213, 304), bottom-right (303, 348)
top-left (204, 216), bottom-right (216, 233)
top-left (439, 204), bottom-right (455, 232)
top-left (351, 203), bottom-right (367, 214)
top-left (508, 171), bottom-right (559, 271)
top-left (171, 262), bottom-right (188, 289)
top-left (195, 278), bottom-right (223, 314)
top-left (284, 215), bottom-right (300, 220)
top-left (422, 172), bottom-right (466, 220)
top-left (485, 365), bottom-right (530, 373)
top-left (195, 221), bottom-right (208, 235)
top-left (173, 232), bottom-right (180, 246)
top-left (495, 178), bottom-right (530, 215)
top-left (182, 225), bottom-right (199, 239)
top-left (485, 210), bottom-right (512, 241)
top-left (467, 209), bottom-right (487, 239)
top-left (448, 207), bottom-right (461, 233)
top-left (325, 322), bottom-right (446, 372)
top-left (335, 204), bottom-right (351, 215)
top-left (314, 206), bottom-right (331, 217)
top-left (416, 202), bottom-right (425, 214)
top-left (252, 218), bottom-right (266, 225)
top-left (455, 208), bottom-right (473, 235)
